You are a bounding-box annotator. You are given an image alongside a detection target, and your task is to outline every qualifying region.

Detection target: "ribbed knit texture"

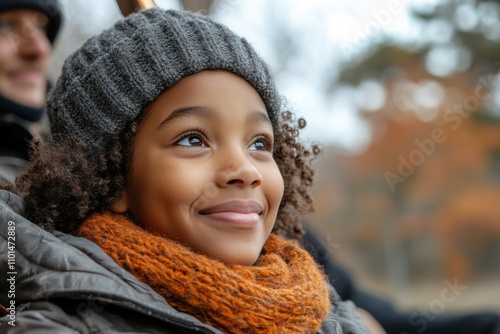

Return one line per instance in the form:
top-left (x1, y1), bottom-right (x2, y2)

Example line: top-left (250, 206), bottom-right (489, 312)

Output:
top-left (47, 8), bottom-right (281, 150)
top-left (77, 213), bottom-right (331, 334)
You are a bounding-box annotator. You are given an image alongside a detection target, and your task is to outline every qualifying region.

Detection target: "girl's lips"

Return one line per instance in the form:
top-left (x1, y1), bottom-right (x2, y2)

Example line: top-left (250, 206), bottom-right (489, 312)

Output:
top-left (198, 200), bottom-right (263, 228)
top-left (200, 212), bottom-right (260, 227)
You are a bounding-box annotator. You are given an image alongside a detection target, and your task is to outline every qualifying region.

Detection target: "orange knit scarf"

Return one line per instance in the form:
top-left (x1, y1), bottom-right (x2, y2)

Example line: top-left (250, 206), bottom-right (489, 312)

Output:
top-left (77, 213), bottom-right (331, 334)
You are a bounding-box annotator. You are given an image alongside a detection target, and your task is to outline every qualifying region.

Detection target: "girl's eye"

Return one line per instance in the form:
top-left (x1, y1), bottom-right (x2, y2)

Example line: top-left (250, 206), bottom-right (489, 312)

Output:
top-left (249, 136), bottom-right (273, 152)
top-left (176, 132), bottom-right (206, 147)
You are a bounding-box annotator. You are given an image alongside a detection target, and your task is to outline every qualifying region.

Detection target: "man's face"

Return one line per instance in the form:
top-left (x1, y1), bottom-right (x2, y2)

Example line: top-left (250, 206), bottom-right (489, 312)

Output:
top-left (0, 9), bottom-right (51, 108)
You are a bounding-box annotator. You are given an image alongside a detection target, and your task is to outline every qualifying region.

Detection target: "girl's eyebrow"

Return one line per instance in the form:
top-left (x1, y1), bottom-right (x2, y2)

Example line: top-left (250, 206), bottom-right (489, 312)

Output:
top-left (158, 106), bottom-right (272, 129)
top-left (158, 106), bottom-right (216, 129)
top-left (248, 110), bottom-right (272, 126)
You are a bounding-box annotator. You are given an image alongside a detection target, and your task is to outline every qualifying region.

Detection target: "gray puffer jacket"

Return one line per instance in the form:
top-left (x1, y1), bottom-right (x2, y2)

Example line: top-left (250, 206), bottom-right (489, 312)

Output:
top-left (0, 190), bottom-right (369, 333)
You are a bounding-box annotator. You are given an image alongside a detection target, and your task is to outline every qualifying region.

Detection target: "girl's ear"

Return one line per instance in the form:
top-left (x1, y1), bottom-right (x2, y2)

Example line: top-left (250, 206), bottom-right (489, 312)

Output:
top-left (111, 191), bottom-right (129, 213)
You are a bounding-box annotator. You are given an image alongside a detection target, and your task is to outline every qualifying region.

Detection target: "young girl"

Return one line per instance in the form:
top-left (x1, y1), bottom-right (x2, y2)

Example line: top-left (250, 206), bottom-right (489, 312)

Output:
top-left (0, 8), bottom-right (369, 333)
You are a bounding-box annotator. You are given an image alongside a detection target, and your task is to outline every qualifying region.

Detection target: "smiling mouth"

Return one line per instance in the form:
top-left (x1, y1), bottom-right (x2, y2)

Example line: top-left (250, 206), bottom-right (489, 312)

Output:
top-left (9, 68), bottom-right (42, 81)
top-left (198, 200), bottom-right (263, 228)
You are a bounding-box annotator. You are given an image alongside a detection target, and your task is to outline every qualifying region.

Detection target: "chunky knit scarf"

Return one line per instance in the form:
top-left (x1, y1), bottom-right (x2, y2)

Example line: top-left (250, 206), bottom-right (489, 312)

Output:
top-left (77, 213), bottom-right (331, 334)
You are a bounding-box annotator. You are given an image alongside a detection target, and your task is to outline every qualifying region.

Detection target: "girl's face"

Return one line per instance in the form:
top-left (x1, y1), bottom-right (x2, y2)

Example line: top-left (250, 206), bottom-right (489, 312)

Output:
top-left (112, 70), bottom-right (284, 266)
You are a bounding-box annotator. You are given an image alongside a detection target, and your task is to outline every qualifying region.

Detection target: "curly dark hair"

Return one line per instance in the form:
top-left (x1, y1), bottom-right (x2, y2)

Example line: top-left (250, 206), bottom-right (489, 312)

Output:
top-left (17, 110), bottom-right (320, 239)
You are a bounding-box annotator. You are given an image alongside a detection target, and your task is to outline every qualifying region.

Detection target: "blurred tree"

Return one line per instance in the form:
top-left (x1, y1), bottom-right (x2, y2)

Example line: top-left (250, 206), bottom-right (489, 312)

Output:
top-left (334, 0), bottom-right (500, 116)
top-left (314, 0), bottom-right (500, 286)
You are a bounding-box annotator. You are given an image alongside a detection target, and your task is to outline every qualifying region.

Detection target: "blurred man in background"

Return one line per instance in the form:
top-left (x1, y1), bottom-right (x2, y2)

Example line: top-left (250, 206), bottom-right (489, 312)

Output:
top-left (0, 0), bottom-right (62, 184)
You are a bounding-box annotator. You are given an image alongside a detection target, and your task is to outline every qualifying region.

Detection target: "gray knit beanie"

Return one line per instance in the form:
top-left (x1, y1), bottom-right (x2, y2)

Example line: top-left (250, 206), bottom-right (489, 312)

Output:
top-left (47, 8), bottom-right (281, 149)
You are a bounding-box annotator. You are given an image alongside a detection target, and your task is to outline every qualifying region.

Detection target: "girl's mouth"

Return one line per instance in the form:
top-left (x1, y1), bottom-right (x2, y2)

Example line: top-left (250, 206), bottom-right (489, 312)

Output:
top-left (198, 200), bottom-right (263, 228)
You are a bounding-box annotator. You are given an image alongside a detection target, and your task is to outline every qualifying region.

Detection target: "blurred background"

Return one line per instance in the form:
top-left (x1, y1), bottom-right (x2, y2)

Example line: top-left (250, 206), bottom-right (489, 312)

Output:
top-left (51, 0), bottom-right (500, 314)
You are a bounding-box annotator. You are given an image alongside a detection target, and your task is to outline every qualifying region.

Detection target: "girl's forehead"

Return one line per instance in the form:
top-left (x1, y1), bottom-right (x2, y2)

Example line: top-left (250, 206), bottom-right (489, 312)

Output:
top-left (140, 71), bottom-right (271, 129)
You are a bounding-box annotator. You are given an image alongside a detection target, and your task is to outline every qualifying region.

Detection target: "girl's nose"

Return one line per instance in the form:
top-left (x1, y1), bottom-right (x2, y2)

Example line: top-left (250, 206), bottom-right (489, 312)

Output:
top-left (215, 152), bottom-right (263, 189)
